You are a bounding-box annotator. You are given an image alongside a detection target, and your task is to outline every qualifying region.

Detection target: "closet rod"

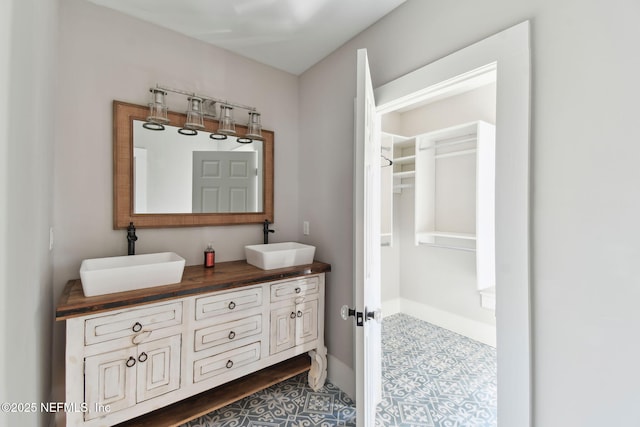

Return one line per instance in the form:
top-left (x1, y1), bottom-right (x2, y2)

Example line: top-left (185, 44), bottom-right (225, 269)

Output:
top-left (419, 136), bottom-right (477, 151)
top-left (418, 242), bottom-right (476, 252)
top-left (435, 148), bottom-right (477, 159)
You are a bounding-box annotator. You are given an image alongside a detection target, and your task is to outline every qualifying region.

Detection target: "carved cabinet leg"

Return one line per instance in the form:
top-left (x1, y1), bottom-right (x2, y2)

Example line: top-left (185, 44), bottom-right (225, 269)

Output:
top-left (308, 346), bottom-right (328, 391)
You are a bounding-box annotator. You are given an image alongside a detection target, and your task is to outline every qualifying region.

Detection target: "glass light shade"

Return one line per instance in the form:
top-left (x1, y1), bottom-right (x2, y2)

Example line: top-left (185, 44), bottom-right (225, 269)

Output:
top-left (144, 88), bottom-right (169, 130)
top-left (216, 104), bottom-right (236, 136)
top-left (179, 97), bottom-right (205, 135)
top-left (245, 111), bottom-right (263, 140)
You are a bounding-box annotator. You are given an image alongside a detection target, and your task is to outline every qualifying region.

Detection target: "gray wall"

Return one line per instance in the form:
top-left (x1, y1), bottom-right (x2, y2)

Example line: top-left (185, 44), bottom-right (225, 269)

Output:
top-left (1, 0), bottom-right (57, 426)
top-left (298, 0), bottom-right (640, 425)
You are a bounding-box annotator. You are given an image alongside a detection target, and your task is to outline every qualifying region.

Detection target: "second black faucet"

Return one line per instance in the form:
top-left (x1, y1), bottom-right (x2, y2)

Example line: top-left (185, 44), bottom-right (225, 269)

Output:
top-left (263, 220), bottom-right (275, 244)
top-left (127, 222), bottom-right (137, 255)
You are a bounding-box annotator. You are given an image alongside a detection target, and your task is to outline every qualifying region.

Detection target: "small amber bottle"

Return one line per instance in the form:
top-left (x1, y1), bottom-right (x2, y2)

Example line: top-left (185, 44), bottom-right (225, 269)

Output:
top-left (204, 243), bottom-right (215, 268)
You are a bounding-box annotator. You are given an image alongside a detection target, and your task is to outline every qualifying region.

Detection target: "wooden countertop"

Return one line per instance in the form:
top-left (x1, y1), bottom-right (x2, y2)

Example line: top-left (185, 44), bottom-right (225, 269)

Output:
top-left (56, 260), bottom-right (331, 320)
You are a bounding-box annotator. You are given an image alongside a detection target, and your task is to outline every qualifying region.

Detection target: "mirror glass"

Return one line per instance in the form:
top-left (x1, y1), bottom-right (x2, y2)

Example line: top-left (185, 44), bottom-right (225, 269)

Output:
top-left (133, 120), bottom-right (264, 214)
top-left (113, 101), bottom-right (274, 229)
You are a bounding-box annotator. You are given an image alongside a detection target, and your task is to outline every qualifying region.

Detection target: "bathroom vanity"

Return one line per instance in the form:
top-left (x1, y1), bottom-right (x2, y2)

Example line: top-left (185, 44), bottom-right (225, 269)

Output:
top-left (56, 260), bottom-right (331, 427)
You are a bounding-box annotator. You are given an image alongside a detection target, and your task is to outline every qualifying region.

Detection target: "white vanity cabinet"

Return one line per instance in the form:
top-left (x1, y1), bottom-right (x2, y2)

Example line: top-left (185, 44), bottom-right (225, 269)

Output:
top-left (57, 261), bottom-right (330, 427)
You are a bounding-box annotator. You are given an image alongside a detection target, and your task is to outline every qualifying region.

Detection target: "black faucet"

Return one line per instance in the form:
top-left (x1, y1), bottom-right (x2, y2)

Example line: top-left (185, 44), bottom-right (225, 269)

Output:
top-left (127, 222), bottom-right (137, 255)
top-left (263, 219), bottom-right (275, 244)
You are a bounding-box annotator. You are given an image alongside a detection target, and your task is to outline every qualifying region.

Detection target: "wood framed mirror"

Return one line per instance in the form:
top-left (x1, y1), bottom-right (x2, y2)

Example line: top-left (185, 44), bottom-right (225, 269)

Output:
top-left (113, 101), bottom-right (274, 228)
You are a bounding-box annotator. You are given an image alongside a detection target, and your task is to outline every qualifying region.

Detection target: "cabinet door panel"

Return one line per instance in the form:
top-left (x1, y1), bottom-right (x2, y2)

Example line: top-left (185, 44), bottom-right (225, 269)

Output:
top-left (136, 335), bottom-right (181, 402)
top-left (84, 347), bottom-right (137, 420)
top-left (295, 300), bottom-right (318, 345)
top-left (270, 306), bottom-right (296, 354)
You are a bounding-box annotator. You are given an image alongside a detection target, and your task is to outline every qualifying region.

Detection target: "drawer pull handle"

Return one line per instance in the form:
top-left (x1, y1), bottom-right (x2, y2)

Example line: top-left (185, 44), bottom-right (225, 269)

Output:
top-left (138, 352), bottom-right (148, 363)
top-left (132, 330), bottom-right (152, 345)
top-left (126, 356), bottom-right (136, 368)
top-left (290, 312), bottom-right (296, 319)
top-left (226, 360), bottom-right (234, 369)
top-left (295, 287), bottom-right (301, 294)
top-left (297, 310), bottom-right (303, 318)
top-left (132, 322), bottom-right (143, 333)
top-left (228, 331), bottom-right (236, 340)
top-left (228, 301), bottom-right (236, 310)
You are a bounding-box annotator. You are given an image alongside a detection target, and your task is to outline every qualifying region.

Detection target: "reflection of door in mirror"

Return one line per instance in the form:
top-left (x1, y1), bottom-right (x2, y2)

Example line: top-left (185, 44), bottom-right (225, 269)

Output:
top-left (192, 151), bottom-right (258, 213)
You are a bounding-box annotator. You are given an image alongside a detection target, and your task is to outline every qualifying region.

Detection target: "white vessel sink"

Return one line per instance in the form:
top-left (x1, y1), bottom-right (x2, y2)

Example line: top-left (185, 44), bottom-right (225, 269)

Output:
top-left (245, 242), bottom-right (316, 270)
top-left (80, 252), bottom-right (185, 297)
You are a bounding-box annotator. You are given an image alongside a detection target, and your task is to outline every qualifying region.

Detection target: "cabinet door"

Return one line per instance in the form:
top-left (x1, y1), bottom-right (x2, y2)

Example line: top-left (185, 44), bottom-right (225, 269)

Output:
top-left (136, 335), bottom-right (181, 403)
top-left (84, 347), bottom-right (137, 420)
top-left (270, 305), bottom-right (296, 354)
top-left (295, 299), bottom-right (318, 346)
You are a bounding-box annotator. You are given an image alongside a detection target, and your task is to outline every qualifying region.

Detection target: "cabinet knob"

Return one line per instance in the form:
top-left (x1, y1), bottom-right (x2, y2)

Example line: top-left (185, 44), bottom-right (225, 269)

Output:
top-left (228, 301), bottom-right (236, 310)
top-left (226, 360), bottom-right (234, 369)
top-left (228, 331), bottom-right (236, 340)
top-left (138, 352), bottom-right (148, 363)
top-left (295, 287), bottom-right (301, 294)
top-left (290, 312), bottom-right (296, 319)
top-left (132, 322), bottom-right (143, 333)
top-left (297, 310), bottom-right (303, 318)
top-left (125, 356), bottom-right (136, 368)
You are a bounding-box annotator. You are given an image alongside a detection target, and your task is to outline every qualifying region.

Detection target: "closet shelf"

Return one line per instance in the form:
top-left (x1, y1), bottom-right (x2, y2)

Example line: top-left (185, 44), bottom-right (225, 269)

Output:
top-left (393, 170), bottom-right (415, 179)
top-left (416, 231), bottom-right (476, 241)
top-left (393, 183), bottom-right (413, 191)
top-left (394, 155), bottom-right (416, 164)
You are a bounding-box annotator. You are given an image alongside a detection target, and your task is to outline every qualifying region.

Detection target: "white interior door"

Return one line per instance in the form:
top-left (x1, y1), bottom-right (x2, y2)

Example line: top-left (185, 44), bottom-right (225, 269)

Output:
top-left (192, 150), bottom-right (257, 213)
top-left (354, 48), bottom-right (382, 427)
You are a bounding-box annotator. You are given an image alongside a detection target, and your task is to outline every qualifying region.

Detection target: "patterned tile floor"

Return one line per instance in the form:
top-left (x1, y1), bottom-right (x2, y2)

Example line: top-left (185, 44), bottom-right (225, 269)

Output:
top-left (181, 372), bottom-right (356, 427)
top-left (182, 314), bottom-right (496, 427)
top-left (376, 314), bottom-right (496, 427)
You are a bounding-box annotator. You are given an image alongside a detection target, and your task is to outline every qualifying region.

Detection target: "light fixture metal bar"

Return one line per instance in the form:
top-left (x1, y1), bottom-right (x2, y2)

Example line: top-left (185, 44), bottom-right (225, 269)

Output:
top-left (154, 84), bottom-right (257, 113)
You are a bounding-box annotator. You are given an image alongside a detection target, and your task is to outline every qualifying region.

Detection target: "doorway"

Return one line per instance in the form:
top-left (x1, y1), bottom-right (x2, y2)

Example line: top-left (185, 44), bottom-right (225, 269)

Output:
top-left (377, 73), bottom-right (498, 425)
top-left (354, 21), bottom-right (531, 427)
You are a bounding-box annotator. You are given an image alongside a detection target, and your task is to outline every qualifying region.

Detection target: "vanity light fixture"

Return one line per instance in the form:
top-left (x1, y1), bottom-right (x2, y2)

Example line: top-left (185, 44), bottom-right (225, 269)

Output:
top-left (143, 84), bottom-right (263, 143)
top-left (178, 96), bottom-right (205, 136)
top-left (213, 104), bottom-right (237, 139)
top-left (143, 88), bottom-right (169, 130)
top-left (244, 111), bottom-right (264, 141)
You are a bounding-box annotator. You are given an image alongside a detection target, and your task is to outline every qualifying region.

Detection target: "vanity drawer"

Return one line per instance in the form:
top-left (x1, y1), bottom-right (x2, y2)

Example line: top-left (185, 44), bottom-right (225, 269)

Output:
top-left (194, 314), bottom-right (262, 352)
top-left (193, 342), bottom-right (261, 383)
top-left (270, 276), bottom-right (319, 302)
top-left (195, 287), bottom-right (262, 320)
top-left (85, 302), bottom-right (183, 346)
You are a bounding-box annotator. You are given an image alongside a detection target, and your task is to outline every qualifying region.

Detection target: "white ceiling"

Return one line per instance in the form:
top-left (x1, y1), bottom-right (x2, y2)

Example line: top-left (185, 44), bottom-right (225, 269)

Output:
top-left (87, 0), bottom-right (406, 75)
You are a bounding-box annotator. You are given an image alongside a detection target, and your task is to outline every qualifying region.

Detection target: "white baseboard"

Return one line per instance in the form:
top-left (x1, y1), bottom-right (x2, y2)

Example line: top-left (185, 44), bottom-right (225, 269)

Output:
top-left (327, 353), bottom-right (355, 400)
top-left (383, 297), bottom-right (496, 347)
top-left (381, 297), bottom-right (401, 318)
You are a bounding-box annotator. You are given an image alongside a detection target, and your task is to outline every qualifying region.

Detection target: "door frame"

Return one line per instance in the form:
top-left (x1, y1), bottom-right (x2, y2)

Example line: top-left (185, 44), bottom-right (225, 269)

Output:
top-left (362, 21), bottom-right (532, 426)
